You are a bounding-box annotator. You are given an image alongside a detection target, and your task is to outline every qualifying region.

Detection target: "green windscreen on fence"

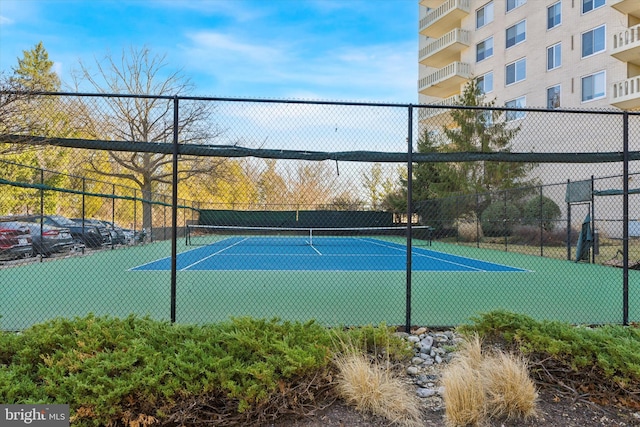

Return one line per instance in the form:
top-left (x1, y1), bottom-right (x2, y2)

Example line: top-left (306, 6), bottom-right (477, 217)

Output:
top-left (198, 210), bottom-right (394, 228)
top-left (198, 210), bottom-right (297, 227)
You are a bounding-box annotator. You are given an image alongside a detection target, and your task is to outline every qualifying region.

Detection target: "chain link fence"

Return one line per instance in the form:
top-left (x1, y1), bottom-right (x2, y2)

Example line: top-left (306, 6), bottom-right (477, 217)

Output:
top-left (1, 92), bottom-right (640, 331)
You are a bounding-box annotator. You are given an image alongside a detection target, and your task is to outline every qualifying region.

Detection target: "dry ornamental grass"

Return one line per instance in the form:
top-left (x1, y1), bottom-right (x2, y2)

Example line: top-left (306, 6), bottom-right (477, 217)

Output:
top-left (333, 352), bottom-right (423, 427)
top-left (442, 334), bottom-right (538, 426)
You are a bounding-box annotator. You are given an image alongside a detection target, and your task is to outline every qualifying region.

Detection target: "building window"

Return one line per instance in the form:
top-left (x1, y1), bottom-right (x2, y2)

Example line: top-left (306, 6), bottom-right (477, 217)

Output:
top-left (581, 25), bottom-right (605, 58)
top-left (582, 0), bottom-right (605, 14)
top-left (506, 58), bottom-right (526, 85)
top-left (547, 2), bottom-right (561, 30)
top-left (476, 37), bottom-right (494, 62)
top-left (476, 1), bottom-right (494, 29)
top-left (507, 0), bottom-right (526, 12)
top-left (547, 85), bottom-right (561, 109)
top-left (547, 43), bottom-right (561, 71)
top-left (505, 96), bottom-right (526, 122)
top-left (506, 20), bottom-right (526, 48)
top-left (581, 71), bottom-right (605, 102)
top-left (477, 71), bottom-right (494, 94)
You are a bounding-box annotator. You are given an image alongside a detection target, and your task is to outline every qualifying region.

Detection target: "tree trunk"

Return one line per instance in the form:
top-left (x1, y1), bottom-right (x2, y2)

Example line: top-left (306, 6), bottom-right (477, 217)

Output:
top-left (141, 179), bottom-right (153, 234)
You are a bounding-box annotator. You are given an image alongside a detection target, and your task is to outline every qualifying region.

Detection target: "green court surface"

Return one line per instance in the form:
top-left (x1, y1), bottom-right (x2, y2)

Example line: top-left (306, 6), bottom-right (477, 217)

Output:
top-left (1, 240), bottom-right (638, 330)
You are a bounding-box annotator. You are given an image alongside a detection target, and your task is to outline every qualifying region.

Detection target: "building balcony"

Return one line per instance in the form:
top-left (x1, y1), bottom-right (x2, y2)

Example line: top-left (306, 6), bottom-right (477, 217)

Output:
top-left (419, 0), bottom-right (471, 39)
top-left (611, 24), bottom-right (640, 66)
top-left (611, 76), bottom-right (640, 109)
top-left (419, 0), bottom-right (443, 8)
top-left (418, 62), bottom-right (471, 98)
top-left (611, 0), bottom-right (640, 19)
top-left (419, 28), bottom-right (470, 68)
top-left (418, 95), bottom-right (460, 125)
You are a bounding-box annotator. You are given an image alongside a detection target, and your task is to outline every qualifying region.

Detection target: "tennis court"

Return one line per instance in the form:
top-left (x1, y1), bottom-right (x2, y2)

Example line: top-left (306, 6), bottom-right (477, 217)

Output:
top-left (132, 228), bottom-right (528, 272)
top-left (1, 235), bottom-right (639, 331)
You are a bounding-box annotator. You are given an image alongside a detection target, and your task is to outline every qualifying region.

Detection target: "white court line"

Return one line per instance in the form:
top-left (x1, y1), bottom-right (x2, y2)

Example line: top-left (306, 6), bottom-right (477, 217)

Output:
top-left (361, 238), bottom-right (488, 271)
top-left (309, 243), bottom-right (323, 255)
top-left (363, 238), bottom-right (531, 272)
top-left (180, 238), bottom-right (250, 271)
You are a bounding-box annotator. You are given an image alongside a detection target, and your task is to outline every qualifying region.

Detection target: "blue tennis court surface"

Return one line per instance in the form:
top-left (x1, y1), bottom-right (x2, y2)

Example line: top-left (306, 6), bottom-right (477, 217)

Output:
top-left (132, 236), bottom-right (528, 272)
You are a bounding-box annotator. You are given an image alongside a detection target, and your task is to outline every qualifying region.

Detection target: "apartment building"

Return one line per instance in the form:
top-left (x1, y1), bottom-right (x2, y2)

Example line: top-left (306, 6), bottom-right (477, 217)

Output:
top-left (418, 0), bottom-right (640, 235)
top-left (418, 0), bottom-right (639, 115)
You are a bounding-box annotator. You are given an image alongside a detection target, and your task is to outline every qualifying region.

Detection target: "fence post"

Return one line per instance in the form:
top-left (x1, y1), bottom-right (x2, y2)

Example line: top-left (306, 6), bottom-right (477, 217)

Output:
top-left (405, 106), bottom-right (413, 333)
top-left (476, 192), bottom-right (480, 248)
top-left (590, 176), bottom-right (596, 262)
top-left (539, 186), bottom-right (543, 257)
top-left (567, 180), bottom-right (571, 261)
top-left (133, 189), bottom-right (138, 241)
top-left (504, 191), bottom-right (508, 251)
top-left (39, 168), bottom-right (44, 262)
top-left (623, 111), bottom-right (629, 326)
top-left (171, 96), bottom-right (179, 324)
top-left (82, 178), bottom-right (86, 223)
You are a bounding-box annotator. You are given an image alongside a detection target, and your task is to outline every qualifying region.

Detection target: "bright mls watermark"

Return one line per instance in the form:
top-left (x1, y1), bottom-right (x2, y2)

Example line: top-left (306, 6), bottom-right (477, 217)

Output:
top-left (1, 405), bottom-right (69, 426)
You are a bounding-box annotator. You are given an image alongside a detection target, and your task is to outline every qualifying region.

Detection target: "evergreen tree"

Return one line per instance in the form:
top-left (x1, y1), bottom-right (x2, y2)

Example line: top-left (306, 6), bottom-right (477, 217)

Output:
top-left (386, 78), bottom-right (538, 227)
top-left (12, 41), bottom-right (61, 91)
top-left (0, 43), bottom-right (70, 215)
top-left (442, 78), bottom-right (536, 193)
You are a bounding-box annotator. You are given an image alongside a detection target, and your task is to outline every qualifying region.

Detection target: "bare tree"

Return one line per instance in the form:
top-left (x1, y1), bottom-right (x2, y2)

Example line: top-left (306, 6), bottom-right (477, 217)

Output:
top-left (72, 47), bottom-right (228, 229)
top-left (0, 72), bottom-right (29, 152)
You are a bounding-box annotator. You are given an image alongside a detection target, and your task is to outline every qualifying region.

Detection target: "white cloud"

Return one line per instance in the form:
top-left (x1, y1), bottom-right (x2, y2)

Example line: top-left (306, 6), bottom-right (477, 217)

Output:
top-left (186, 31), bottom-right (284, 63)
top-left (181, 29), bottom-right (416, 103)
top-left (0, 15), bottom-right (13, 25)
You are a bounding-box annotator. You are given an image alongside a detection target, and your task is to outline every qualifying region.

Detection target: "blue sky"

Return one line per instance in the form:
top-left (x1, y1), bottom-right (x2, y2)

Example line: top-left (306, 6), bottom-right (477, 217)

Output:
top-left (0, 0), bottom-right (418, 102)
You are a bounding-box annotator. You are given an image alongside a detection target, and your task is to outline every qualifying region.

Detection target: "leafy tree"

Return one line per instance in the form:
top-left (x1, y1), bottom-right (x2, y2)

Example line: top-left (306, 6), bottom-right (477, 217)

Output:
top-left (331, 190), bottom-right (365, 211)
top-left (481, 200), bottom-right (521, 237)
top-left (288, 162), bottom-right (336, 209)
top-left (257, 159), bottom-right (290, 209)
top-left (523, 195), bottom-right (561, 231)
top-left (361, 163), bottom-right (396, 210)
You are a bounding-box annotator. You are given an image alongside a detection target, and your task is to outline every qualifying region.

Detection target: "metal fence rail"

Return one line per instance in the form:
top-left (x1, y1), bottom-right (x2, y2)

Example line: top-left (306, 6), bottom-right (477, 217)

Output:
top-left (1, 92), bottom-right (639, 331)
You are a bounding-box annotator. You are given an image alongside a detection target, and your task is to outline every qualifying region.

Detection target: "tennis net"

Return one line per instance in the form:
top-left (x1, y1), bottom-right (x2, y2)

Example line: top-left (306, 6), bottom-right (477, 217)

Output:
top-left (185, 224), bottom-right (434, 247)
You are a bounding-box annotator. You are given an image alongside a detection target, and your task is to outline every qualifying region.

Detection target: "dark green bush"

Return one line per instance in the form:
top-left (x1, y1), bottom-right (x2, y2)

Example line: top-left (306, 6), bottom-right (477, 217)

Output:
top-left (0, 315), bottom-right (410, 427)
top-left (462, 310), bottom-right (640, 387)
top-left (0, 315), bottom-right (336, 426)
top-left (480, 201), bottom-right (521, 237)
top-left (522, 196), bottom-right (562, 231)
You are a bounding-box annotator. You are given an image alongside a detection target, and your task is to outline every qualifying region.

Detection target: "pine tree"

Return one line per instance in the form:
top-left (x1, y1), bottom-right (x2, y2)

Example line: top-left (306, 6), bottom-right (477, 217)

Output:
top-left (442, 78), bottom-right (536, 193)
top-left (385, 78), bottom-right (538, 227)
top-left (12, 41), bottom-right (61, 91)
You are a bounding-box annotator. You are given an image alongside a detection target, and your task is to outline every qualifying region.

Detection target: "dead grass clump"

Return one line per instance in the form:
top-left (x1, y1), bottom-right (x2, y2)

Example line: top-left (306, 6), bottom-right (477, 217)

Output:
top-left (457, 216), bottom-right (483, 243)
top-left (442, 334), bottom-right (538, 426)
top-left (482, 352), bottom-right (538, 421)
top-left (441, 357), bottom-right (486, 426)
top-left (334, 352), bottom-right (422, 427)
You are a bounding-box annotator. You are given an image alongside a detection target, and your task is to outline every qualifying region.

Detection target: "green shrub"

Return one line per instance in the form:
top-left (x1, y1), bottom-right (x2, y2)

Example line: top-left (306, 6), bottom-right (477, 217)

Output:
top-left (0, 315), bottom-right (410, 427)
top-left (334, 323), bottom-right (413, 361)
top-left (522, 196), bottom-right (561, 231)
top-left (0, 315), bottom-right (337, 426)
top-left (461, 310), bottom-right (640, 387)
top-left (481, 201), bottom-right (521, 237)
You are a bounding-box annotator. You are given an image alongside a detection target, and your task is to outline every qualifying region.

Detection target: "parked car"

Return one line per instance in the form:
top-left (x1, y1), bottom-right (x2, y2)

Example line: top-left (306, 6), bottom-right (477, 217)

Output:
top-left (18, 215), bottom-right (108, 248)
top-left (1, 221), bottom-right (74, 256)
top-left (70, 218), bottom-right (122, 245)
top-left (98, 220), bottom-right (128, 245)
top-left (0, 222), bottom-right (33, 260)
top-left (109, 225), bottom-right (138, 244)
